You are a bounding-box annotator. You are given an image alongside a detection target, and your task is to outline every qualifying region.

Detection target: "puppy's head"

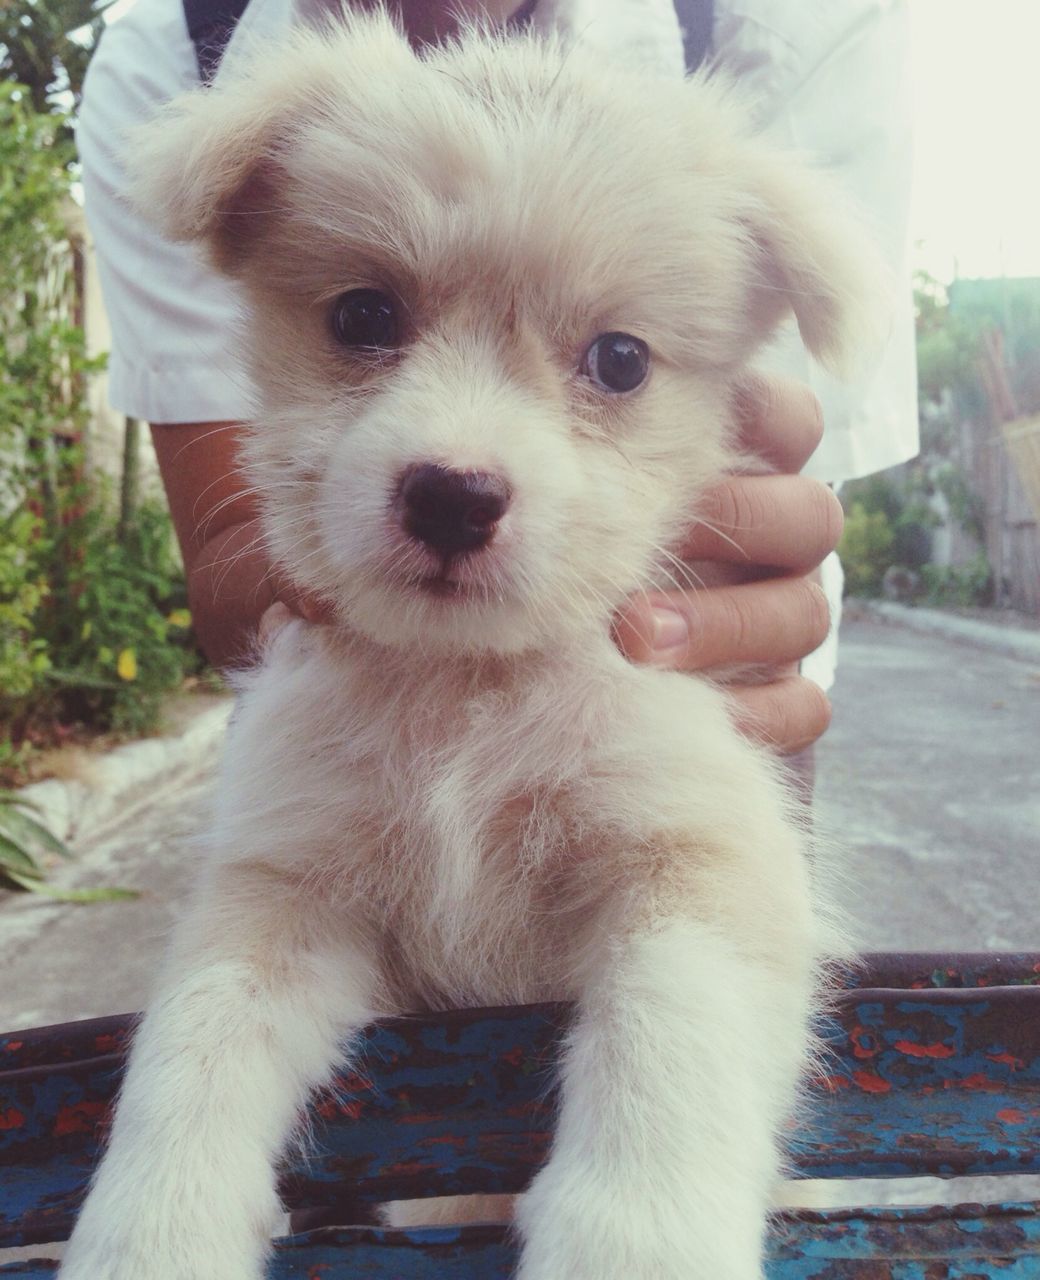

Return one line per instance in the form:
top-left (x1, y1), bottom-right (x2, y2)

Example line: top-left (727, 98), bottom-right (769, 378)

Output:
top-left (132, 13), bottom-right (888, 656)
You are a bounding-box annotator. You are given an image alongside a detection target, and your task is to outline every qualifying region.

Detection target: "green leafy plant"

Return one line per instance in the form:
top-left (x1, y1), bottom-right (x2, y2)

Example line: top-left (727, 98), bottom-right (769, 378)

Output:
top-left (0, 510), bottom-right (52, 705)
top-left (0, 81), bottom-right (71, 274)
top-left (45, 500), bottom-right (202, 735)
top-left (1, 0), bottom-right (111, 117)
top-left (839, 501), bottom-right (895, 597)
top-left (914, 268), bottom-right (987, 423)
top-left (1, 82), bottom-right (205, 750)
top-left (0, 492), bottom-right (203, 740)
top-left (934, 464), bottom-right (987, 545)
top-left (1, 82), bottom-right (78, 726)
top-left (839, 467), bottom-right (949, 597)
top-left (920, 555), bottom-right (993, 609)
top-left (0, 790), bottom-right (135, 900)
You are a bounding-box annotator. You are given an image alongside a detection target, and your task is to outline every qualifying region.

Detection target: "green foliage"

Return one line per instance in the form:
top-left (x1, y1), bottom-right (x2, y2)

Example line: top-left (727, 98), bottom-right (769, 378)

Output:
top-left (839, 471), bottom-right (941, 597)
top-left (0, 789), bottom-right (136, 900)
top-left (920, 554), bottom-right (993, 609)
top-left (898, 272), bottom-right (1018, 613)
top-left (45, 500), bottom-right (202, 736)
top-left (0, 787), bottom-right (69, 890)
top-left (840, 469), bottom-right (994, 605)
top-left (839, 501), bottom-right (895, 597)
top-left (0, 499), bottom-right (201, 760)
top-left (0, 80), bottom-right (71, 289)
top-left (1, 83), bottom-right (202, 746)
top-left (1, 0), bottom-right (111, 116)
top-left (0, 84), bottom-right (93, 519)
top-left (1, 81), bottom-right (80, 726)
top-left (914, 268), bottom-right (984, 411)
top-left (0, 511), bottom-right (51, 700)
top-left (934, 463), bottom-right (987, 545)
top-left (842, 473), bottom-right (904, 525)
top-left (0, 509), bottom-right (202, 743)
top-left (0, 482), bottom-right (203, 739)
top-left (913, 268), bottom-right (989, 464)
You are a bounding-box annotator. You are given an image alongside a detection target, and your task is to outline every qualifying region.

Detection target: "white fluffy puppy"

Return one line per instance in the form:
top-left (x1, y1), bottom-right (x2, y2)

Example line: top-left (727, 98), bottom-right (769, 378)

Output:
top-left (61, 13), bottom-right (883, 1280)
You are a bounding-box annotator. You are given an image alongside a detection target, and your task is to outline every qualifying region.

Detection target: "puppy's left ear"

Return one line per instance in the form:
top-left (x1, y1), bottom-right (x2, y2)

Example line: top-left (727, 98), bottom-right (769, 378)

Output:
top-left (741, 152), bottom-right (894, 377)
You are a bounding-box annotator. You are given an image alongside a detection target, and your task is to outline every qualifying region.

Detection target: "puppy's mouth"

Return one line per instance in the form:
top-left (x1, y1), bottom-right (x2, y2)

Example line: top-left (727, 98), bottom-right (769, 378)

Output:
top-left (396, 555), bottom-right (506, 606)
top-left (416, 570), bottom-right (467, 599)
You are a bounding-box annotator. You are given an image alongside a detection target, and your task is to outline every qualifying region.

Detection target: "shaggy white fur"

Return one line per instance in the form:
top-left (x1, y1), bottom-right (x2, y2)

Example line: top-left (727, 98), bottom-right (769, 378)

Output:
top-left (59, 13), bottom-right (885, 1279)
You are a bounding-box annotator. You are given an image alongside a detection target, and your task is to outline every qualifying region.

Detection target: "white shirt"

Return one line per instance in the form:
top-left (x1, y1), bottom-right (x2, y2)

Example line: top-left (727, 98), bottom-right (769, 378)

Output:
top-left (78, 0), bottom-right (918, 686)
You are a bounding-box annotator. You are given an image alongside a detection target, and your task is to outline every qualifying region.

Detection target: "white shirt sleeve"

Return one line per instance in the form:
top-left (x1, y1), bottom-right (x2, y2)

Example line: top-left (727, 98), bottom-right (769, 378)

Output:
top-left (713, 0), bottom-right (919, 485)
top-left (77, 0), bottom-right (259, 423)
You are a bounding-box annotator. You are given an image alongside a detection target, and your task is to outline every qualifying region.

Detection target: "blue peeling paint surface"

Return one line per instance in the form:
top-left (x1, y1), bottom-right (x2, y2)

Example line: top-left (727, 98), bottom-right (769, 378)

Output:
top-left (2, 954), bottom-right (1038, 1274)
top-left (4, 1208), bottom-right (1040, 1279)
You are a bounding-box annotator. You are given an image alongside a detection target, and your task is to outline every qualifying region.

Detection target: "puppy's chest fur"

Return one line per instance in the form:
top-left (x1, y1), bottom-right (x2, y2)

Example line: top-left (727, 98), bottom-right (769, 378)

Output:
top-left (376, 776), bottom-right (611, 1008)
top-left (234, 628), bottom-right (693, 1008)
top-left (355, 648), bottom-right (629, 1006)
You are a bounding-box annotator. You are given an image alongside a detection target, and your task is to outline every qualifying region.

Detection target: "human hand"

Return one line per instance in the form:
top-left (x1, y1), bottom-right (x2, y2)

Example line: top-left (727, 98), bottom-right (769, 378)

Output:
top-left (613, 373), bottom-right (844, 754)
top-left (257, 584), bottom-right (334, 647)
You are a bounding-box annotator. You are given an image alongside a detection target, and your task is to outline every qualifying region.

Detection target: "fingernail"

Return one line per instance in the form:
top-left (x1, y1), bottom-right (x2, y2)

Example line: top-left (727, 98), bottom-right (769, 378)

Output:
top-left (650, 607), bottom-right (688, 654)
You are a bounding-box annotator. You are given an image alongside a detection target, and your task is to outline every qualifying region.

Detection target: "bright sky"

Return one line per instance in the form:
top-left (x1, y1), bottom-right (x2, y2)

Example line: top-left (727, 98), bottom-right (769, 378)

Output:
top-left (100, 0), bottom-right (1039, 284)
top-left (910, 0), bottom-right (1040, 282)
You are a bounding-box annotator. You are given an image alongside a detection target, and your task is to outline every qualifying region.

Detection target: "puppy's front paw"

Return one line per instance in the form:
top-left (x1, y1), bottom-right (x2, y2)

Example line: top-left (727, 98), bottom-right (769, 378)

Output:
top-left (57, 1128), bottom-right (282, 1280)
top-left (59, 1252), bottom-right (262, 1280)
top-left (515, 1166), bottom-right (764, 1280)
top-left (58, 1230), bottom-right (264, 1280)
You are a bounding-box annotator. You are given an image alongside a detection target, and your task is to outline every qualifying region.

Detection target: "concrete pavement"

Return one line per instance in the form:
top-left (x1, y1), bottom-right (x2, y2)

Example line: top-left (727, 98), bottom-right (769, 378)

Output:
top-left (816, 614), bottom-right (1040, 951)
top-left (1, 765), bottom-right (213, 1029)
top-left (854, 599), bottom-right (1040, 665)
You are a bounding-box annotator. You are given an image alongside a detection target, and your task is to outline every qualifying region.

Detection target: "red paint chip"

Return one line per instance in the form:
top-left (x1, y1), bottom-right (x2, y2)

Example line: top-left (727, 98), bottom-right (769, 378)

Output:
top-left (996, 1108), bottom-right (1027, 1125)
top-left (852, 1070), bottom-right (891, 1094)
top-left (893, 1039), bottom-right (956, 1059)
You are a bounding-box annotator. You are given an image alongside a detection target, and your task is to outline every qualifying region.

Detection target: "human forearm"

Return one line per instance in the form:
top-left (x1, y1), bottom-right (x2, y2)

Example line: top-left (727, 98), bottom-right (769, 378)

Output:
top-left (149, 423), bottom-right (272, 669)
top-left (187, 520), bottom-right (279, 670)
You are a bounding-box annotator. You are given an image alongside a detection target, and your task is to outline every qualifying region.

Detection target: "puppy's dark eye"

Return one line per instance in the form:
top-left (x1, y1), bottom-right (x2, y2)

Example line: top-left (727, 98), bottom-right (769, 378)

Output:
top-left (582, 332), bottom-right (650, 393)
top-left (330, 288), bottom-right (399, 350)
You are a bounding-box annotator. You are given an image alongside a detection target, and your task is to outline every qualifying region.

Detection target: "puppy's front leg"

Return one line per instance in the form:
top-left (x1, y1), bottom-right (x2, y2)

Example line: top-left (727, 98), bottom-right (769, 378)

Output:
top-left (516, 915), bottom-right (812, 1280)
top-left (59, 873), bottom-right (378, 1280)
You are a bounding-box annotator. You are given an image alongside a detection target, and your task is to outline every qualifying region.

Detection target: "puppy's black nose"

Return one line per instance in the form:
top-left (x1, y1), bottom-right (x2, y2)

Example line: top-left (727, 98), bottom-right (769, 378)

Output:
top-left (400, 464), bottom-right (511, 556)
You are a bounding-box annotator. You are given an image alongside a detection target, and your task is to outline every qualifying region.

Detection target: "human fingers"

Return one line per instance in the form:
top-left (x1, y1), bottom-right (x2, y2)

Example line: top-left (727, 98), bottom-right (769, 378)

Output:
top-left (679, 474), bottom-right (844, 573)
top-left (726, 675), bottom-right (833, 755)
top-left (257, 601), bottom-right (296, 647)
top-left (614, 575), bottom-right (831, 671)
top-left (732, 372), bottom-right (824, 473)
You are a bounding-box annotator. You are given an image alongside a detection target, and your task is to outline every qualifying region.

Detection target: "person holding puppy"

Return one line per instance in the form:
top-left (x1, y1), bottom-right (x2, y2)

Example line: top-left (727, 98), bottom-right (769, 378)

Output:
top-left (77, 0), bottom-right (916, 758)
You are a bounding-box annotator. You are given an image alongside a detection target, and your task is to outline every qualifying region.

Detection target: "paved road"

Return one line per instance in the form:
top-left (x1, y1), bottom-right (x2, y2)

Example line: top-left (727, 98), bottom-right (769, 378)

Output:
top-left (1, 614), bottom-right (1037, 1030)
top-left (816, 614), bottom-right (1040, 952)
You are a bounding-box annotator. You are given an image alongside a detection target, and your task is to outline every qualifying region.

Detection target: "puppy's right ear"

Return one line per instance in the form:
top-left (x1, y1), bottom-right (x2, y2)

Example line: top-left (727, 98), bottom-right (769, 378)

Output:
top-left (127, 56), bottom-right (310, 274)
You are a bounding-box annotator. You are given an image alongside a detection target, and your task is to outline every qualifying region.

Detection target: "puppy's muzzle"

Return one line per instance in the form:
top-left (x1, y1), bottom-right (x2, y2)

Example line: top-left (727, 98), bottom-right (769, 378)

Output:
top-left (399, 464), bottom-right (511, 557)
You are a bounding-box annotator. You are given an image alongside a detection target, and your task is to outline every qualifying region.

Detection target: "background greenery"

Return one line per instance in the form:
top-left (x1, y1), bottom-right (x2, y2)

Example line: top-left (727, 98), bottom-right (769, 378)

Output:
top-left (836, 268), bottom-right (1024, 608)
top-left (1, 12), bottom-right (205, 781)
top-left (1, 0), bottom-right (108, 115)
